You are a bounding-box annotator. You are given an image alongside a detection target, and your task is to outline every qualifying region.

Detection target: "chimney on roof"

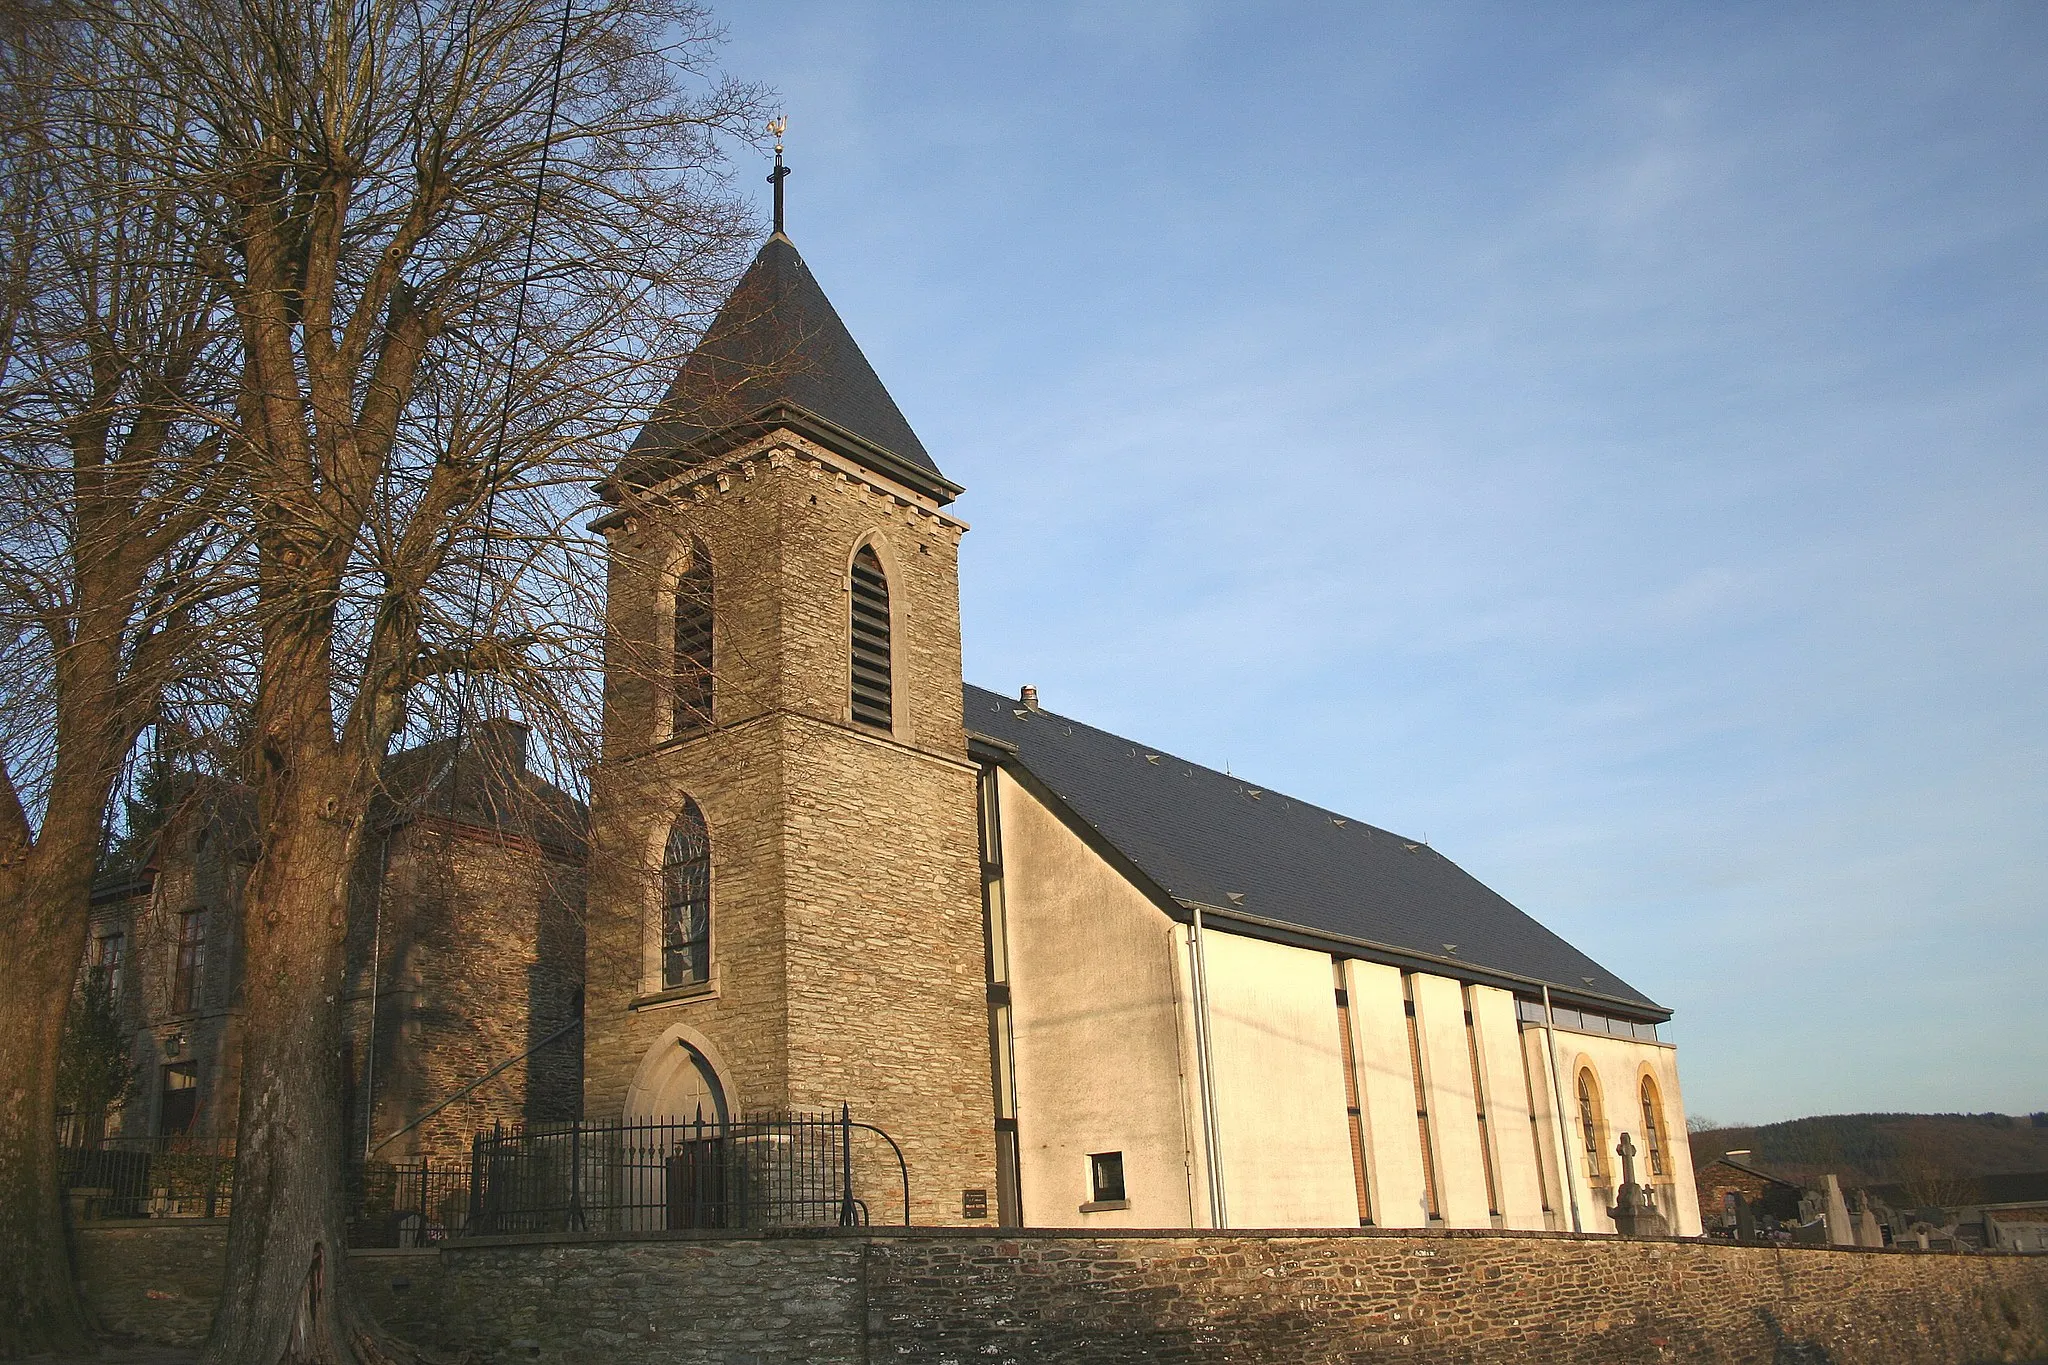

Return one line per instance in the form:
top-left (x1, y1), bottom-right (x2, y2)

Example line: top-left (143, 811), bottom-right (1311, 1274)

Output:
top-left (1019, 685), bottom-right (1039, 712)
top-left (471, 717), bottom-right (530, 776)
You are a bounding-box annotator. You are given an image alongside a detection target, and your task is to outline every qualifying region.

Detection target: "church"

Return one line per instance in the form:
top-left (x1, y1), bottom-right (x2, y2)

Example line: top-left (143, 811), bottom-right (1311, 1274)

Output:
top-left (576, 208), bottom-right (1704, 1237)
top-left (76, 193), bottom-right (1700, 1238)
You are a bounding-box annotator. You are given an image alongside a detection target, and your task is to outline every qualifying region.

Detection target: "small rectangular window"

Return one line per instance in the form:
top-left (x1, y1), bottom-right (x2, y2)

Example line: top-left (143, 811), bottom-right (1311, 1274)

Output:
top-left (1089, 1151), bottom-right (1126, 1204)
top-left (172, 911), bottom-right (205, 1013)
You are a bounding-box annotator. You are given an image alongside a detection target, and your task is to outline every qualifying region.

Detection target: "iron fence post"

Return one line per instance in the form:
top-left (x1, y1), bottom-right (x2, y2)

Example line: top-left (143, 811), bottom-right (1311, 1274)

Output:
top-left (568, 1121), bottom-right (583, 1232)
top-left (469, 1127), bottom-right (487, 1235)
top-left (839, 1103), bottom-right (856, 1227)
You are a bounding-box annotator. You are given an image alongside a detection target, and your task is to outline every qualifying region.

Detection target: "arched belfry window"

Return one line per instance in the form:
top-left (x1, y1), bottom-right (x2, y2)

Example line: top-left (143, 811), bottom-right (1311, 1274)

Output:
top-left (661, 800), bottom-right (711, 989)
top-left (849, 544), bottom-right (892, 730)
top-left (1640, 1075), bottom-right (1667, 1178)
top-left (672, 539), bottom-right (714, 735)
top-left (1577, 1068), bottom-right (1605, 1182)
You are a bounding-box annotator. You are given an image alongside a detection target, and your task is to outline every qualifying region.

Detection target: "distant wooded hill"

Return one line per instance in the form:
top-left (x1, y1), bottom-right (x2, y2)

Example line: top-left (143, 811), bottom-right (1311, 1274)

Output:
top-left (1689, 1112), bottom-right (2048, 1190)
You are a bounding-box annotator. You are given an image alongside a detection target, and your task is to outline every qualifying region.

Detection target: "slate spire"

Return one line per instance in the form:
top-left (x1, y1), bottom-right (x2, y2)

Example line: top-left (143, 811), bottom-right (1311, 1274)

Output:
top-left (616, 162), bottom-right (955, 504)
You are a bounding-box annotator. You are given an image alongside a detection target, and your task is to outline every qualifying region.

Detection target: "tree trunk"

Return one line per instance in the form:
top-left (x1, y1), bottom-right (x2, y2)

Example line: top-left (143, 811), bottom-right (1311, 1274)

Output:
top-left (0, 829), bottom-right (104, 1356)
top-left (0, 650), bottom-right (135, 1359)
top-left (202, 673), bottom-right (409, 1364)
top-left (0, 863), bottom-right (95, 1358)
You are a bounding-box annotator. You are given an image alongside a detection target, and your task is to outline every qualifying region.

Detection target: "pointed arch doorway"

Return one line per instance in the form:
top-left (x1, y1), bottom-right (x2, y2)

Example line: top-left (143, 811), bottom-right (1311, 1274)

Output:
top-left (625, 1025), bottom-right (734, 1127)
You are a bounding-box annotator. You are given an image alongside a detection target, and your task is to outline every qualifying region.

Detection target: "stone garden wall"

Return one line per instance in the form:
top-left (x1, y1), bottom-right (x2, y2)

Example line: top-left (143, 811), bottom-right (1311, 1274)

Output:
top-left (76, 1222), bottom-right (2048, 1363)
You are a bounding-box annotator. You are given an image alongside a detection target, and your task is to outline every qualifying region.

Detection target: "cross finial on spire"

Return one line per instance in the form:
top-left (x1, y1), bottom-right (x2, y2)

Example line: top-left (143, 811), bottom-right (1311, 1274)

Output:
top-left (767, 117), bottom-right (789, 236)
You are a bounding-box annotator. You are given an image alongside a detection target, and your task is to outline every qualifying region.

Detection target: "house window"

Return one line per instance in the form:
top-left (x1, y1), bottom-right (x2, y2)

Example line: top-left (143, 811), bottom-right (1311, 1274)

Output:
top-left (849, 545), bottom-right (892, 730)
top-left (1088, 1151), bottom-right (1126, 1204)
top-left (672, 539), bottom-right (714, 734)
top-left (159, 1061), bottom-right (198, 1136)
top-left (172, 911), bottom-right (205, 1013)
top-left (91, 932), bottom-right (125, 998)
top-left (1577, 1068), bottom-right (1604, 1181)
top-left (661, 800), bottom-right (711, 990)
top-left (1641, 1076), bottom-right (1667, 1177)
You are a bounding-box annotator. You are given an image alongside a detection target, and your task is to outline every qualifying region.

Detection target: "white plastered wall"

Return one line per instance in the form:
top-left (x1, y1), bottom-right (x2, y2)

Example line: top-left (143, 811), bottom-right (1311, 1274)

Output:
top-left (1531, 1023), bottom-right (1701, 1236)
top-left (1199, 931), bottom-right (1358, 1228)
top-left (1342, 960), bottom-right (1428, 1228)
top-left (1468, 984), bottom-right (1553, 1230)
top-left (1407, 972), bottom-right (1492, 1228)
top-left (996, 770), bottom-right (1198, 1229)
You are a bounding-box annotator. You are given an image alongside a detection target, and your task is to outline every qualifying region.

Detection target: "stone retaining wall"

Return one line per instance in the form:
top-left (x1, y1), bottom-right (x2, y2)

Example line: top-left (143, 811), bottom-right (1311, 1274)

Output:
top-left (76, 1222), bottom-right (2048, 1363)
top-left (73, 1219), bottom-right (229, 1347)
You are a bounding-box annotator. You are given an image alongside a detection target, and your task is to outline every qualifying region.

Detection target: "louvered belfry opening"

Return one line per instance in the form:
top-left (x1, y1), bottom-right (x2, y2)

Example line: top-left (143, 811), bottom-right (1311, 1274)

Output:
top-left (849, 545), bottom-right (893, 730)
top-left (672, 540), bottom-right (714, 734)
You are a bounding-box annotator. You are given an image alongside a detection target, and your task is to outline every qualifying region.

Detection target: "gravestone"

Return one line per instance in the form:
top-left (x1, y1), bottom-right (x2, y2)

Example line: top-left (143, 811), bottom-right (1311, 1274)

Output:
top-left (1732, 1190), bottom-right (1757, 1243)
top-left (1606, 1132), bottom-right (1671, 1238)
top-left (1823, 1174), bottom-right (1855, 1247)
top-left (1849, 1189), bottom-right (1885, 1248)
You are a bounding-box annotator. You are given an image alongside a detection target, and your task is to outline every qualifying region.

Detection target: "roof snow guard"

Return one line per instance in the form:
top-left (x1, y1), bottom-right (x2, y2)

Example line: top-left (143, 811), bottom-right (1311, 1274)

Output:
top-left (964, 683), bottom-right (1666, 1018)
top-left (614, 235), bottom-right (958, 505)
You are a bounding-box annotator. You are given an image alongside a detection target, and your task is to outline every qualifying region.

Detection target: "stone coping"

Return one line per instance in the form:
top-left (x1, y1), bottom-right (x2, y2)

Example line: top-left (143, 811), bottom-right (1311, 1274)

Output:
top-left (75, 1217), bottom-right (2018, 1260)
top-left (432, 1223), bottom-right (2004, 1257)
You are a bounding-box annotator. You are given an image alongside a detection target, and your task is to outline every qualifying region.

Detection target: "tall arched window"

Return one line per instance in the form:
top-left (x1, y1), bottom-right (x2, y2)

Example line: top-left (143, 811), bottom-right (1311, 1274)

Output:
top-left (662, 800), bottom-right (711, 989)
top-left (1640, 1075), bottom-right (1667, 1178)
top-left (672, 539), bottom-right (714, 734)
top-left (1577, 1068), bottom-right (1605, 1182)
top-left (849, 544), bottom-right (892, 730)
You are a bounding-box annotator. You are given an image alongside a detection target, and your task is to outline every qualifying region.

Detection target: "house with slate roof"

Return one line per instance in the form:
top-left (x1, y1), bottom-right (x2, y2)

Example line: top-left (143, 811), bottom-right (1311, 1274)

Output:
top-left (579, 205), bottom-right (1702, 1235)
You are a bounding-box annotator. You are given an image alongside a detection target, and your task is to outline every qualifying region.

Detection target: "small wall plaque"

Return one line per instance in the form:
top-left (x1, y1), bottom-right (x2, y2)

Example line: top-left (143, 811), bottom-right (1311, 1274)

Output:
top-left (962, 1188), bottom-right (989, 1219)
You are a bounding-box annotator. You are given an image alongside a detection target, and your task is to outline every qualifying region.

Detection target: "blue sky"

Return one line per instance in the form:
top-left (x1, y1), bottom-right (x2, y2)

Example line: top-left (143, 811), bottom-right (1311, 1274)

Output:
top-left (709, 2), bottom-right (2047, 1126)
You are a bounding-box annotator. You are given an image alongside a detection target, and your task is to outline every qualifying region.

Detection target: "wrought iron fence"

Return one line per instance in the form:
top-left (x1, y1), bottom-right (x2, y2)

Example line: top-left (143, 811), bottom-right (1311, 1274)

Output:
top-left (58, 1137), bottom-right (236, 1220)
top-left (347, 1158), bottom-right (474, 1247)
top-left (468, 1107), bottom-right (908, 1235)
top-left (56, 1107), bottom-right (908, 1238)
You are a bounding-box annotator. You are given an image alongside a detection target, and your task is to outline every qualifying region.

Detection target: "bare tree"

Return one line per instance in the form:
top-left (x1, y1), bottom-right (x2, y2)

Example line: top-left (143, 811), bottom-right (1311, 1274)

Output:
top-left (58, 0), bottom-right (767, 1356)
top-left (0, 9), bottom-right (243, 1350)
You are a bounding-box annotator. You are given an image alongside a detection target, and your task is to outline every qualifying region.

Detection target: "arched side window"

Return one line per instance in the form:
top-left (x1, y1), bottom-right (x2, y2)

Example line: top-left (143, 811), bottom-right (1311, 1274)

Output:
top-left (849, 544), bottom-right (892, 730)
top-left (1577, 1068), bottom-right (1605, 1182)
top-left (1640, 1075), bottom-right (1667, 1178)
top-left (662, 800), bottom-right (711, 990)
top-left (672, 539), bottom-right (714, 734)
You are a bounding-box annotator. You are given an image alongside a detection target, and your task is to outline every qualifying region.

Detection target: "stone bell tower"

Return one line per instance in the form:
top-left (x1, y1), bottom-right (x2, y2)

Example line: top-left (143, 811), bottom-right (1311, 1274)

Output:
top-left (581, 222), bottom-right (995, 1225)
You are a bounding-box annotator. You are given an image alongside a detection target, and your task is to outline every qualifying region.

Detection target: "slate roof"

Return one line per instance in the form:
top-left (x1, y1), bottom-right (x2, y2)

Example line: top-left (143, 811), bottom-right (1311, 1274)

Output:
top-left (965, 683), bottom-right (1664, 1016)
top-left (1702, 1154), bottom-right (1803, 1189)
top-left (616, 234), bottom-right (955, 504)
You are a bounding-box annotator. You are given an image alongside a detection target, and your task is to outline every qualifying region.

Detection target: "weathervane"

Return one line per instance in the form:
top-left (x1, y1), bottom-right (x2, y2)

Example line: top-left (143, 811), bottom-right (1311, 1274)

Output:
top-left (767, 117), bottom-right (789, 235)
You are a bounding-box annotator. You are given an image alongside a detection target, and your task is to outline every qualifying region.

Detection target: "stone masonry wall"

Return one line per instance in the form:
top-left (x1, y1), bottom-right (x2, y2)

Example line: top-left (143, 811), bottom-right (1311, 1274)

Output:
top-left (345, 818), bottom-right (585, 1159)
top-left (583, 434), bottom-right (994, 1225)
top-left (73, 1219), bottom-right (230, 1347)
top-left (79, 1222), bottom-right (2048, 1364)
top-left (772, 436), bottom-right (995, 1228)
